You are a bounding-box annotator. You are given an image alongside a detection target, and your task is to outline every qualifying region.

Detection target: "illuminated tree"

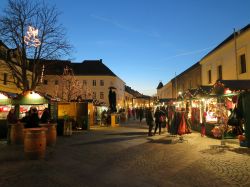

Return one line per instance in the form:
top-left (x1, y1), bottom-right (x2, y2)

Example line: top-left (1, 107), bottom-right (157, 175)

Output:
top-left (0, 0), bottom-right (72, 91)
top-left (61, 66), bottom-right (81, 102)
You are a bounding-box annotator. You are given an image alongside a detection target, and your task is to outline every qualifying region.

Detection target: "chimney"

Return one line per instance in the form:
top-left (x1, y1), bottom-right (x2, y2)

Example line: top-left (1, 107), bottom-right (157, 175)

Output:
top-left (100, 59), bottom-right (102, 63)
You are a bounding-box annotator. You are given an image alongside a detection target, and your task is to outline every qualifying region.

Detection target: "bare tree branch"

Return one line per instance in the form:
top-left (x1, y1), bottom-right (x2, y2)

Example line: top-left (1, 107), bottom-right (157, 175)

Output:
top-left (0, 0), bottom-right (72, 91)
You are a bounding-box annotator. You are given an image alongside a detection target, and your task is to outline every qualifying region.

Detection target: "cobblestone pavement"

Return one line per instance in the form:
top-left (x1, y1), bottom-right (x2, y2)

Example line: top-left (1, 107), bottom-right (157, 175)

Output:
top-left (0, 120), bottom-right (250, 187)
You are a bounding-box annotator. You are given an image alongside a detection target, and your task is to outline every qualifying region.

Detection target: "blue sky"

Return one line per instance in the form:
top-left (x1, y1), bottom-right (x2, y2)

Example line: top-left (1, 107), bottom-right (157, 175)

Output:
top-left (1, 0), bottom-right (250, 96)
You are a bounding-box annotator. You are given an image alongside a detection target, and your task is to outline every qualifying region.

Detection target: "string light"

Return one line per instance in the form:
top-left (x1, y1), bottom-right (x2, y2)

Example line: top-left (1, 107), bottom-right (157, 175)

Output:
top-left (40, 64), bottom-right (45, 83)
top-left (24, 26), bottom-right (41, 47)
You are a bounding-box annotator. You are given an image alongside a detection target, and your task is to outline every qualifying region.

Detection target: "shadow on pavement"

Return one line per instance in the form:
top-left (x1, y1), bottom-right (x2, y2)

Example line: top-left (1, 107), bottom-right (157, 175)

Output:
top-left (200, 144), bottom-right (250, 156)
top-left (70, 135), bottom-right (147, 146)
top-left (228, 147), bottom-right (250, 156)
top-left (105, 132), bottom-right (147, 136)
top-left (147, 138), bottom-right (172, 144)
top-left (200, 145), bottom-right (229, 155)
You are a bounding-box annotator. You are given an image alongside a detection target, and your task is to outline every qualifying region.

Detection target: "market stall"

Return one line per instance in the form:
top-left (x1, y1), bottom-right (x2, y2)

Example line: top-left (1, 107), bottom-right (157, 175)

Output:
top-left (0, 91), bottom-right (17, 140)
top-left (13, 91), bottom-right (49, 120)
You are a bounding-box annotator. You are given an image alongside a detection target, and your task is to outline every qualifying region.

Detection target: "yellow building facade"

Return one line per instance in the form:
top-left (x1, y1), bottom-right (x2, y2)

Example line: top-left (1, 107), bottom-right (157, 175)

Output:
top-left (157, 81), bottom-right (173, 99)
top-left (37, 60), bottom-right (126, 109)
top-left (200, 24), bottom-right (250, 85)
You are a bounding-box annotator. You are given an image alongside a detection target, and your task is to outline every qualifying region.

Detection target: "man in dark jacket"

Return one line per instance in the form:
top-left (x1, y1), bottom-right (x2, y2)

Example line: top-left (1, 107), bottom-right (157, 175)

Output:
top-left (154, 107), bottom-right (163, 135)
top-left (26, 107), bottom-right (40, 128)
top-left (146, 108), bottom-right (154, 136)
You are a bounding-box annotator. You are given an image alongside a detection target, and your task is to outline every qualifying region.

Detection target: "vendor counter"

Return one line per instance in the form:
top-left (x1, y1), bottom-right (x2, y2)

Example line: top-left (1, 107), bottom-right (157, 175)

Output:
top-left (190, 121), bottom-right (220, 137)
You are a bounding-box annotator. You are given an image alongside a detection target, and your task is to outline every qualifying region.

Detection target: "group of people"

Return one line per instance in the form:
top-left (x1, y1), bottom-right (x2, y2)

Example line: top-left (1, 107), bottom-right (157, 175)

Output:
top-left (127, 107), bottom-right (145, 122)
top-left (7, 107), bottom-right (51, 128)
top-left (6, 107), bottom-right (51, 144)
top-left (145, 107), bottom-right (167, 136)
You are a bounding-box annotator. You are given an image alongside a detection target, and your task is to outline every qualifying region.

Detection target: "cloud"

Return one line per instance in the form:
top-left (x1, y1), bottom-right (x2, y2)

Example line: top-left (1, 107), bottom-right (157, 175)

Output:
top-left (163, 46), bottom-right (215, 61)
top-left (90, 14), bottom-right (160, 38)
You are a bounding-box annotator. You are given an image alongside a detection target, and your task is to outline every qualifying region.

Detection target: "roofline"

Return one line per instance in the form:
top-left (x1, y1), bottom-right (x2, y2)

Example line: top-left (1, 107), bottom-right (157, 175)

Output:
top-left (201, 24), bottom-right (250, 61)
top-left (171, 61), bottom-right (200, 81)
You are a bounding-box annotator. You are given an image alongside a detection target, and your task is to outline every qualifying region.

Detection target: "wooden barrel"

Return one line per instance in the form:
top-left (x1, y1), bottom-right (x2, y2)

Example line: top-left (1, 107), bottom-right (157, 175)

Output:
top-left (10, 123), bottom-right (24, 144)
top-left (39, 123), bottom-right (57, 146)
top-left (23, 128), bottom-right (47, 160)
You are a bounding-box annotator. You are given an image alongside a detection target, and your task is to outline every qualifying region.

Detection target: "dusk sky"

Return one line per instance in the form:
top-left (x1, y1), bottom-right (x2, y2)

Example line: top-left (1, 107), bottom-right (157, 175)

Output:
top-left (1, 0), bottom-right (250, 96)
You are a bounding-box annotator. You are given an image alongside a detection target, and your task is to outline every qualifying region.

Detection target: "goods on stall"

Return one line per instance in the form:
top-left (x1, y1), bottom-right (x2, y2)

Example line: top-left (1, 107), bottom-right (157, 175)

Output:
top-left (211, 126), bottom-right (222, 138)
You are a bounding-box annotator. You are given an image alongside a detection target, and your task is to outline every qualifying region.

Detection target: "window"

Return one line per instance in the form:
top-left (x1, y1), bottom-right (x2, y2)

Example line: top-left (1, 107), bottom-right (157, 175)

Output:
top-left (100, 92), bottom-right (104, 99)
top-left (83, 80), bottom-right (87, 86)
top-left (83, 92), bottom-right (86, 99)
top-left (218, 65), bottom-right (222, 80)
top-left (43, 80), bottom-right (48, 85)
top-left (100, 80), bottom-right (104, 86)
top-left (208, 70), bottom-right (212, 84)
top-left (93, 80), bottom-right (96, 86)
top-left (240, 54), bottom-right (246, 74)
top-left (3, 73), bottom-right (7, 85)
top-left (93, 92), bottom-right (96, 99)
top-left (55, 80), bottom-right (58, 85)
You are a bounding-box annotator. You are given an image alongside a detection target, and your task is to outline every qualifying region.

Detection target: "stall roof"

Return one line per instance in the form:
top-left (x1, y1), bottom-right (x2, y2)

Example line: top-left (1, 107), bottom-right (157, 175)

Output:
top-left (183, 86), bottom-right (213, 99)
top-left (13, 91), bottom-right (49, 105)
top-left (159, 98), bottom-right (176, 103)
top-left (219, 80), bottom-right (250, 90)
top-left (0, 91), bottom-right (18, 98)
top-left (0, 91), bottom-right (18, 105)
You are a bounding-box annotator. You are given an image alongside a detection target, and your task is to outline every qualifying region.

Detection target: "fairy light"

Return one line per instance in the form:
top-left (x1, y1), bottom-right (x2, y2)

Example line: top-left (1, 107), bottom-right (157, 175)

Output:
top-left (40, 64), bottom-right (45, 83)
top-left (24, 26), bottom-right (41, 47)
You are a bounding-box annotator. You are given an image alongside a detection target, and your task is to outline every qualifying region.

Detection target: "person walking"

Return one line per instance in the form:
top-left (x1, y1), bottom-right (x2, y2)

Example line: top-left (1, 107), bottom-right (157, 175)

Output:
top-left (7, 108), bottom-right (18, 144)
top-left (139, 107), bottom-right (144, 123)
top-left (146, 108), bottom-right (154, 136)
top-left (154, 107), bottom-right (163, 135)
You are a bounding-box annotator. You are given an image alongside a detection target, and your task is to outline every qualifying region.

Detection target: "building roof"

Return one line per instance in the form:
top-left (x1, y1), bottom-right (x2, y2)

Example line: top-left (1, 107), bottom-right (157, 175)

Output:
top-left (201, 24), bottom-right (250, 61)
top-left (71, 59), bottom-right (117, 76)
top-left (125, 85), bottom-right (141, 97)
top-left (41, 59), bottom-right (71, 75)
top-left (156, 82), bottom-right (163, 89)
top-left (42, 59), bottom-right (117, 77)
top-left (218, 80), bottom-right (250, 91)
top-left (171, 62), bottom-right (200, 82)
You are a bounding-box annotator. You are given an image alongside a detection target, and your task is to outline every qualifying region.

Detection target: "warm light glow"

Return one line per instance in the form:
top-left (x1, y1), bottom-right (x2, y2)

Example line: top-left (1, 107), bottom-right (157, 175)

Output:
top-left (24, 26), bottom-right (41, 47)
top-left (0, 93), bottom-right (8, 99)
top-left (178, 91), bottom-right (182, 95)
top-left (225, 89), bottom-right (232, 94)
top-left (27, 91), bottom-right (42, 99)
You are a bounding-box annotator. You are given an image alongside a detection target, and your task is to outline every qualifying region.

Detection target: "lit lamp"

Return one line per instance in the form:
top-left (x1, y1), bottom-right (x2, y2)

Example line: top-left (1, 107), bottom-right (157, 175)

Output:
top-left (27, 91), bottom-right (42, 99)
top-left (0, 93), bottom-right (8, 100)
